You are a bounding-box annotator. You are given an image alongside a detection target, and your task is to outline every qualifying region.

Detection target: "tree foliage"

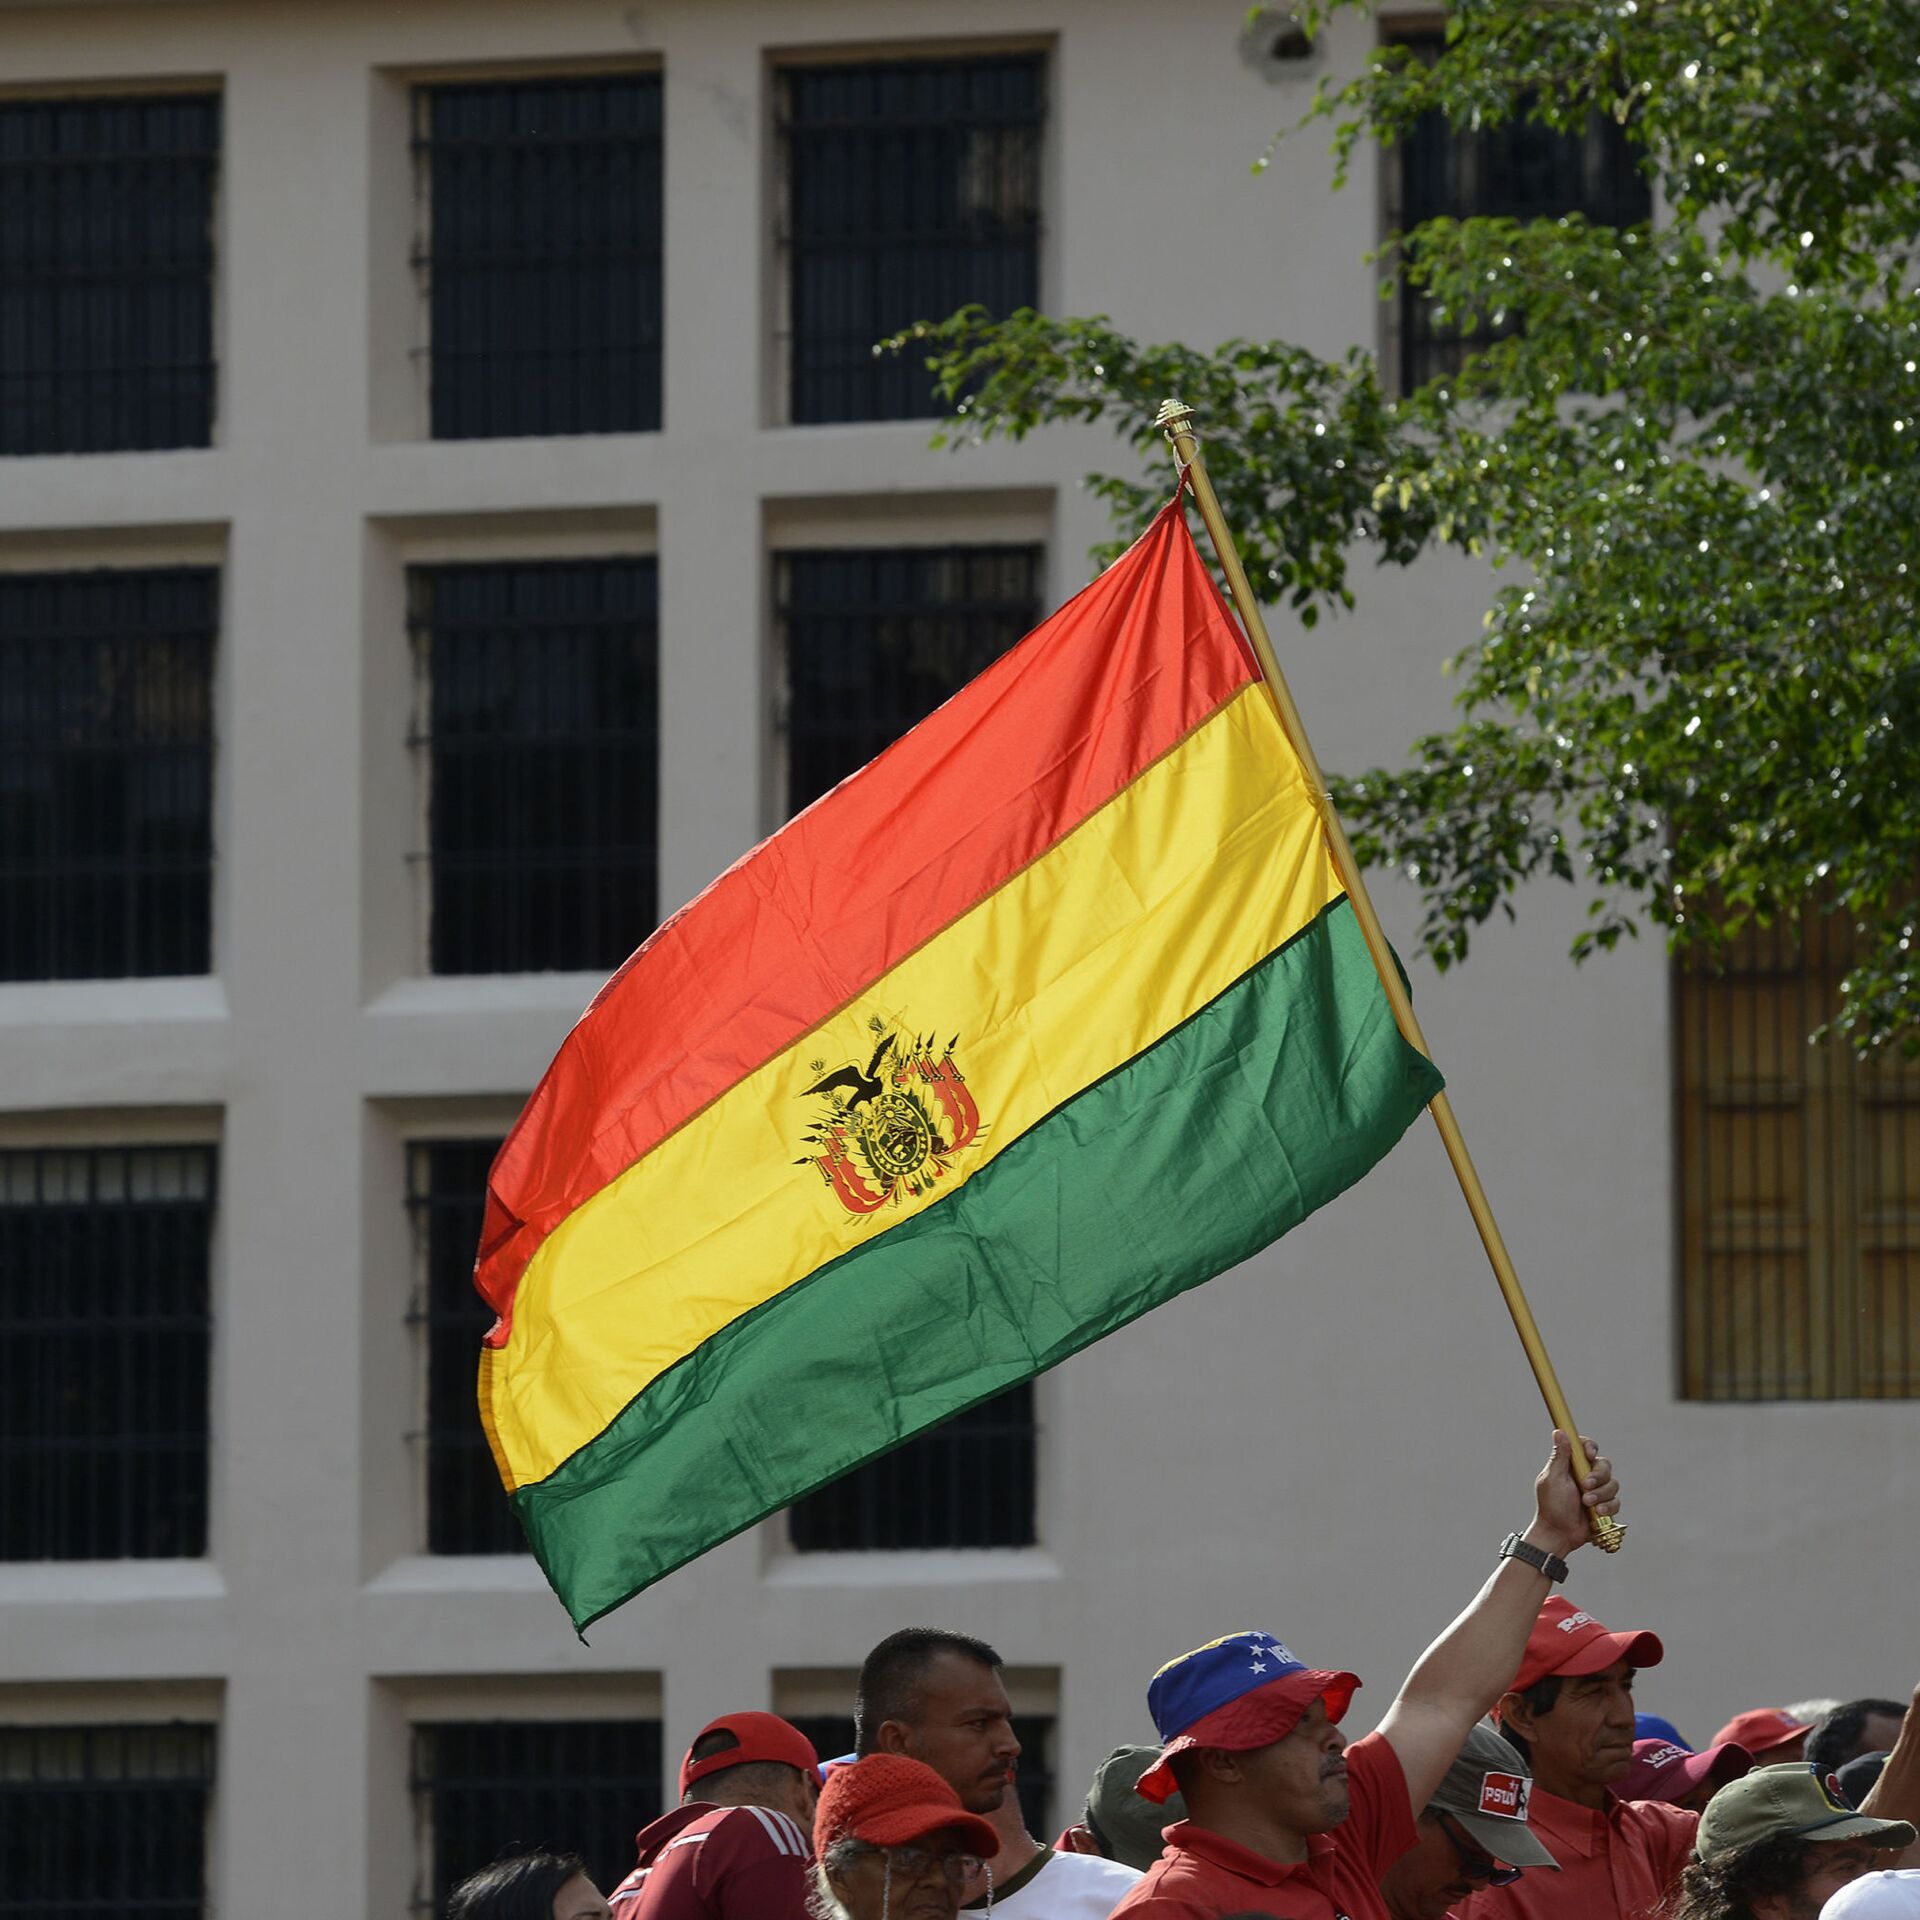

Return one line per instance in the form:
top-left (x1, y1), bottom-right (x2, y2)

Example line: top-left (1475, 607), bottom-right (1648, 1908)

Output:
top-left (899, 0), bottom-right (1920, 1048)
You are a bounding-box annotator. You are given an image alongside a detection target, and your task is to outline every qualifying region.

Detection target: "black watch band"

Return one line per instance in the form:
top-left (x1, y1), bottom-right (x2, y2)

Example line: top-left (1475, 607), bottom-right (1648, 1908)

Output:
top-left (1499, 1531), bottom-right (1569, 1584)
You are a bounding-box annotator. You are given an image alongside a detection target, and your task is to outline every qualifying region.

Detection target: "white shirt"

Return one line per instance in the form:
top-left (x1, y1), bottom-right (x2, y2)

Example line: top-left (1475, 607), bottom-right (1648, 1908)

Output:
top-left (963, 1848), bottom-right (1143, 1919)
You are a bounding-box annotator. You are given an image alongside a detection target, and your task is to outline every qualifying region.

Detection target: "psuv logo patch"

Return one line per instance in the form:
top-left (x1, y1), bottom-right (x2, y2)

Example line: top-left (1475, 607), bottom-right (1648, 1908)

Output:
top-left (1479, 1771), bottom-right (1531, 1820)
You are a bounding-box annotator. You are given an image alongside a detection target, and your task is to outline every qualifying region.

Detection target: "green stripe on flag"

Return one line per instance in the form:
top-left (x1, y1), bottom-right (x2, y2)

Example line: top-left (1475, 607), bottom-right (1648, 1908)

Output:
top-left (515, 898), bottom-right (1443, 1629)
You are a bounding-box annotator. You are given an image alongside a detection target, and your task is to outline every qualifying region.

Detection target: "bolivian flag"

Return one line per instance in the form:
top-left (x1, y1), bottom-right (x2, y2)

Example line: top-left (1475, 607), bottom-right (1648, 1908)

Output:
top-left (477, 491), bottom-right (1444, 1629)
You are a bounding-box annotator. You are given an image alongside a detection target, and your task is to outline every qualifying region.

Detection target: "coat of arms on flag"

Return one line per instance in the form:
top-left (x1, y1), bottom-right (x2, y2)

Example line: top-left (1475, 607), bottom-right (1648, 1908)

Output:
top-left (798, 1019), bottom-right (983, 1214)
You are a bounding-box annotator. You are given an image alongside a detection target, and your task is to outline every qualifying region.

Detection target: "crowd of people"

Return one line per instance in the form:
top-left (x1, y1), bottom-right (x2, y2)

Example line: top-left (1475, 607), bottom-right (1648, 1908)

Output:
top-left (444, 1436), bottom-right (1919, 1920)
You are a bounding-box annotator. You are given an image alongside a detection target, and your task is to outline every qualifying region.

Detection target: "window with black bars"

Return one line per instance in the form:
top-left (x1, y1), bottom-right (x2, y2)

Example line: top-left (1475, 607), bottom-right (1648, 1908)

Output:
top-left (407, 1139), bottom-right (524, 1555)
top-left (1391, 32), bottom-right (1650, 394)
top-left (411, 1719), bottom-right (661, 1917)
top-left (0, 1723), bottom-right (215, 1919)
top-left (787, 1383), bottom-right (1037, 1553)
top-left (776, 545), bottom-right (1043, 816)
top-left (0, 568), bottom-right (217, 983)
top-left (414, 74), bottom-right (663, 440)
top-left (0, 92), bottom-right (218, 455)
top-left (1677, 915), bottom-right (1920, 1400)
top-left (777, 55), bottom-right (1044, 424)
top-left (787, 1712), bottom-right (1054, 1836)
top-left (409, 558), bottom-right (658, 976)
top-left (0, 1146), bottom-right (214, 1561)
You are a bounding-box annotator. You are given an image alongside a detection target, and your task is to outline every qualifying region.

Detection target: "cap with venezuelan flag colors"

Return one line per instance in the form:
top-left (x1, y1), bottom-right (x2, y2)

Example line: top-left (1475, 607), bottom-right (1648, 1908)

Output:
top-left (1136, 1631), bottom-right (1359, 1804)
top-left (476, 489), bottom-right (1446, 1632)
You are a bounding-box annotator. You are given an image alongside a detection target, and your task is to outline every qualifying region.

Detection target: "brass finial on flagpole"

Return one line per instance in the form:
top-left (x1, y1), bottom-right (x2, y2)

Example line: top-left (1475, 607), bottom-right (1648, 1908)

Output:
top-left (1157, 396), bottom-right (1623, 1553)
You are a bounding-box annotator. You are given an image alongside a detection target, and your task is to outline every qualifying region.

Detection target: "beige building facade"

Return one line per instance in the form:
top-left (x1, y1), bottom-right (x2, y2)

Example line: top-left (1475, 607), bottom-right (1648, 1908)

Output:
top-left (0, 0), bottom-right (1914, 1912)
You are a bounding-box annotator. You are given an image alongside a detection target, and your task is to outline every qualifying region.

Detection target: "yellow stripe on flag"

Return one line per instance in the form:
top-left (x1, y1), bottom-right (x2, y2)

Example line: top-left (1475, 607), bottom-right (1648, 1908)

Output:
top-left (487, 686), bottom-right (1336, 1487)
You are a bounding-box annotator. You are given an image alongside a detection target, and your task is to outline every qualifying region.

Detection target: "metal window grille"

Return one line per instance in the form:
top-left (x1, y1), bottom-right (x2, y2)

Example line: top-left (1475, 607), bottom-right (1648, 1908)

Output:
top-left (0, 93), bottom-right (218, 455)
top-left (775, 545), bottom-right (1043, 816)
top-left (414, 75), bottom-right (663, 440)
top-left (406, 1139), bottom-right (524, 1555)
top-left (0, 568), bottom-right (217, 982)
top-left (0, 1723), bottom-right (216, 1919)
top-left (410, 1719), bottom-right (662, 1917)
top-left (777, 56), bottom-right (1044, 424)
top-left (1677, 916), bottom-right (1920, 1400)
top-left (787, 1383), bottom-right (1037, 1553)
top-left (0, 1146), bottom-right (214, 1561)
top-left (1392, 34), bottom-right (1650, 394)
top-left (787, 1712), bottom-right (1054, 1835)
top-left (409, 558), bottom-right (659, 976)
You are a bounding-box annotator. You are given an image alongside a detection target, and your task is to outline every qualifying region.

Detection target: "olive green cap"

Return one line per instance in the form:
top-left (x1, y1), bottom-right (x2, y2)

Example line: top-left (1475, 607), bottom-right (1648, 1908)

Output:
top-left (1695, 1764), bottom-right (1916, 1864)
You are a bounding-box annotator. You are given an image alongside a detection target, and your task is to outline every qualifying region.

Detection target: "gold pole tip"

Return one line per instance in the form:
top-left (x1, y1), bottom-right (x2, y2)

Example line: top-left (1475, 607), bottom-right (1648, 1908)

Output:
top-left (1590, 1514), bottom-right (1626, 1554)
top-left (1155, 398), bottom-right (1194, 438)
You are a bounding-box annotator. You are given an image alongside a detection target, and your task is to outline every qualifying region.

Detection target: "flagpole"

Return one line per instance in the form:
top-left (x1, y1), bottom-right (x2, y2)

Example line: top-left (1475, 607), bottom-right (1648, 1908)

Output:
top-left (1158, 398), bottom-right (1623, 1552)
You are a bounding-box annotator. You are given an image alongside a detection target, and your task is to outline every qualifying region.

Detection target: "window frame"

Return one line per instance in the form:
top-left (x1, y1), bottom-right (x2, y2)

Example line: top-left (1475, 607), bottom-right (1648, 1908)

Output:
top-left (407, 1712), bottom-right (663, 1916)
top-left (0, 1720), bottom-right (218, 1917)
top-left (409, 66), bottom-right (665, 442)
top-left (0, 85), bottom-right (222, 457)
top-left (769, 43), bottom-right (1049, 427)
top-left (770, 539), bottom-right (1046, 822)
top-left (404, 1134), bottom-right (524, 1557)
top-left (0, 1138), bottom-right (218, 1563)
top-left (1675, 915), bottom-right (1920, 1401)
top-left (1377, 21), bottom-right (1652, 395)
top-left (0, 564), bottom-right (219, 984)
top-left (405, 552), bottom-right (661, 978)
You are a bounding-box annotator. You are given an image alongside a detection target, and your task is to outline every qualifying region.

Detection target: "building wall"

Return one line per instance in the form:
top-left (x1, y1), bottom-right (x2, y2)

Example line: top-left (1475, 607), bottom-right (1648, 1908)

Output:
top-left (0, 0), bottom-right (1913, 1912)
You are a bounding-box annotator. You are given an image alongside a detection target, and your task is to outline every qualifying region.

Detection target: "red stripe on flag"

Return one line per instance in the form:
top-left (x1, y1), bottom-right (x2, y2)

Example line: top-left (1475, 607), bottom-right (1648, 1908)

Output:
top-left (476, 498), bottom-right (1255, 1336)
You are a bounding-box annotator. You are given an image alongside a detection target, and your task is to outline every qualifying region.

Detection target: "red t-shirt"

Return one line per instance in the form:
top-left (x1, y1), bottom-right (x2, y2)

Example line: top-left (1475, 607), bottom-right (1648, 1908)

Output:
top-left (608, 1801), bottom-right (814, 1920)
top-left (1453, 1787), bottom-right (1697, 1920)
top-left (1111, 1731), bottom-right (1418, 1920)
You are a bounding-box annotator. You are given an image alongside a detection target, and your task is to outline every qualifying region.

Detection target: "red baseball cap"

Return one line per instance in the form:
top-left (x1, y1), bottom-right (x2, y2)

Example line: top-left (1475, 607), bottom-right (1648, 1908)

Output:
top-left (1617, 1738), bottom-right (1754, 1806)
top-left (1510, 1597), bottom-right (1664, 1693)
top-left (813, 1754), bottom-right (999, 1858)
top-left (1710, 1710), bottom-right (1809, 1758)
top-left (679, 1711), bottom-right (821, 1798)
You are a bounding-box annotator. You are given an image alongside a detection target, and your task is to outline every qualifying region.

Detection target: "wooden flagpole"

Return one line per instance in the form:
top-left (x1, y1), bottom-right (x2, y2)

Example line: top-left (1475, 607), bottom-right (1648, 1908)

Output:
top-left (1158, 398), bottom-right (1623, 1551)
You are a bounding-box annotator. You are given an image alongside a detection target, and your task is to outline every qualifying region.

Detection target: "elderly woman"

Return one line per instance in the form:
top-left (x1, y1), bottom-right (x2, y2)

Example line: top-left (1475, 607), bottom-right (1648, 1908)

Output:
top-left (810, 1753), bottom-right (1000, 1920)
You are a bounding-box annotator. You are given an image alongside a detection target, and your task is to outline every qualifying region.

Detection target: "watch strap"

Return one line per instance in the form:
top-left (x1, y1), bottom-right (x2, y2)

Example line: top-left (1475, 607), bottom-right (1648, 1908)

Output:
top-left (1499, 1531), bottom-right (1569, 1584)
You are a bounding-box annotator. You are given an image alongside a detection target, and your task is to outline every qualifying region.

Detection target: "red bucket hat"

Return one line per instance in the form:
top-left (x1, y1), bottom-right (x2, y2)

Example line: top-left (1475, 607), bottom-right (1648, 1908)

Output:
top-left (1511, 1597), bottom-right (1664, 1693)
top-left (1136, 1631), bottom-right (1359, 1806)
top-left (813, 1755), bottom-right (999, 1859)
top-left (678, 1711), bottom-right (821, 1799)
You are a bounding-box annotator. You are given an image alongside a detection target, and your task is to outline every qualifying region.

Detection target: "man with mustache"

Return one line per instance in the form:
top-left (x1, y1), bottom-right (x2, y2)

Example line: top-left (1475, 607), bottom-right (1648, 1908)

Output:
top-left (856, 1628), bottom-right (1142, 1916)
top-left (1452, 1596), bottom-right (1679, 1920)
top-left (1110, 1430), bottom-right (1621, 1919)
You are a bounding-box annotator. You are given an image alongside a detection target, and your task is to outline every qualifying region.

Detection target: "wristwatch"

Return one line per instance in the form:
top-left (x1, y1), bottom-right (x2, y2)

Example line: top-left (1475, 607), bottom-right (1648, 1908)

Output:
top-left (1499, 1531), bottom-right (1569, 1584)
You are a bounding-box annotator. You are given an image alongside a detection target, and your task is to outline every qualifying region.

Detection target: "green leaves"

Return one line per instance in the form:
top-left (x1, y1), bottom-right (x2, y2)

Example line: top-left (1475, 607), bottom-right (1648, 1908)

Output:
top-left (896, 0), bottom-right (1920, 1048)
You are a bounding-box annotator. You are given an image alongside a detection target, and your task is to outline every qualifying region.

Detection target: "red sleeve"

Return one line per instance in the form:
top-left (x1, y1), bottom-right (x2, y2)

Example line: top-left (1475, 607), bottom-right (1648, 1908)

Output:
top-left (1342, 1731), bottom-right (1422, 1878)
top-left (1647, 1802), bottom-right (1699, 1893)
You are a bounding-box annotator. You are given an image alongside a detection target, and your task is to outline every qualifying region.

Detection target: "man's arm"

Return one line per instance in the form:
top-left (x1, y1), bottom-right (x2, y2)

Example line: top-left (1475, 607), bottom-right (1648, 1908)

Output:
top-left (1858, 1683), bottom-right (1920, 1868)
top-left (1375, 1430), bottom-right (1621, 1815)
